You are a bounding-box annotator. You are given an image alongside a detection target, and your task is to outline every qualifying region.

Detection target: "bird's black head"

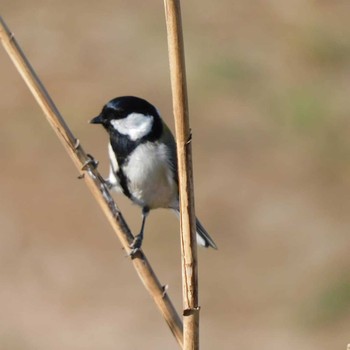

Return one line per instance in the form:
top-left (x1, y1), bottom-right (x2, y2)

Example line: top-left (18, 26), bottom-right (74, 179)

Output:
top-left (90, 96), bottom-right (162, 142)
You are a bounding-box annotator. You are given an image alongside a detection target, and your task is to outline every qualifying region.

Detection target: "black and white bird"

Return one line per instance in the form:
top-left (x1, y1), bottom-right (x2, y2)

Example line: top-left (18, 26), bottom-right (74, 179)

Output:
top-left (90, 96), bottom-right (217, 253)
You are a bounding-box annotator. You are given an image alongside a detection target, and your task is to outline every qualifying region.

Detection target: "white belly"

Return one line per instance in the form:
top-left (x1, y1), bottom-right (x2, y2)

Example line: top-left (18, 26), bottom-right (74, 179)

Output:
top-left (109, 142), bottom-right (178, 209)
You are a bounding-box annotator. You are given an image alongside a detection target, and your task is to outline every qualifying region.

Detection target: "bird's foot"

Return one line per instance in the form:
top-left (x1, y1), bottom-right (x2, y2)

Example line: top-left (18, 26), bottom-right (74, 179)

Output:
top-left (128, 234), bottom-right (143, 257)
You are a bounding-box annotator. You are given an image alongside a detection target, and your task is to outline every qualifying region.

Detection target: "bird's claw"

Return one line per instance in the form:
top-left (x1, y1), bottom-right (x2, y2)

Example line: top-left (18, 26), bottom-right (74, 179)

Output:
top-left (128, 247), bottom-right (140, 258)
top-left (128, 235), bottom-right (143, 257)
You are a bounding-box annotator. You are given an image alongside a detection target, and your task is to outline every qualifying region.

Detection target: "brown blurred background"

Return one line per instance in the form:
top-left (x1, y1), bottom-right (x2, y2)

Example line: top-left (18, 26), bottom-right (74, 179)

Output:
top-left (1, 1), bottom-right (350, 349)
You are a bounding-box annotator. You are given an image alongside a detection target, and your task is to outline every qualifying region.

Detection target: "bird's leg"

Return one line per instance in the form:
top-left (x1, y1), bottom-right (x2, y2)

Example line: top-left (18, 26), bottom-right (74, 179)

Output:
top-left (129, 207), bottom-right (149, 255)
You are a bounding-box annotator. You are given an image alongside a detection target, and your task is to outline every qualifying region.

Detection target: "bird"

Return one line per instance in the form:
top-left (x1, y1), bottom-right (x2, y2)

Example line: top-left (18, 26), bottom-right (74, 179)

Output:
top-left (90, 96), bottom-right (217, 253)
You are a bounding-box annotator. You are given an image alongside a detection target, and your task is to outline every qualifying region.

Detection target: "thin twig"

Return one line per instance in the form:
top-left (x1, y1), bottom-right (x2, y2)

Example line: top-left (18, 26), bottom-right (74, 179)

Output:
top-left (0, 16), bottom-right (183, 348)
top-left (164, 1), bottom-right (199, 349)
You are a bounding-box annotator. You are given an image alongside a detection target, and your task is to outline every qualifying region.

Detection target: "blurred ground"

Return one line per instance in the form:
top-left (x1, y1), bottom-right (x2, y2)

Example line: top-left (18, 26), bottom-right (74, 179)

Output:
top-left (1, 1), bottom-right (350, 349)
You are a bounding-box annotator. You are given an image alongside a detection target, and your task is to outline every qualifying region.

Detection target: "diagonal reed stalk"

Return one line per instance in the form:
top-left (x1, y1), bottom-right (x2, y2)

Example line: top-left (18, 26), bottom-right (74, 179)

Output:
top-left (0, 16), bottom-right (183, 348)
top-left (164, 1), bottom-right (200, 349)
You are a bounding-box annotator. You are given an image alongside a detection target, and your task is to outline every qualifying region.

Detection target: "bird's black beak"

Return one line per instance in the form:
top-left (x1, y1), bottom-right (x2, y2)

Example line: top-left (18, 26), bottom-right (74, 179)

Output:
top-left (89, 115), bottom-right (103, 124)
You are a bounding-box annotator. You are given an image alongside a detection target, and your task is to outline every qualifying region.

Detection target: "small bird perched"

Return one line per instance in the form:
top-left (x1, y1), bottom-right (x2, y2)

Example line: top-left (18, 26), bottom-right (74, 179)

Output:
top-left (90, 96), bottom-right (217, 253)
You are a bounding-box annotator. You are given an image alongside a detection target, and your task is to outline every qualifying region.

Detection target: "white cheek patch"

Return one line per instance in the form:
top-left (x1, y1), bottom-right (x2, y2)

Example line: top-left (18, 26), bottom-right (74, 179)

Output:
top-left (111, 113), bottom-right (154, 141)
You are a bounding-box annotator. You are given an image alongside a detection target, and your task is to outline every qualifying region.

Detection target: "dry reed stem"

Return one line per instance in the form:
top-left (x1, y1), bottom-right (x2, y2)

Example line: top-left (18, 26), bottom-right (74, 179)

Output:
top-left (0, 16), bottom-right (183, 348)
top-left (163, 1), bottom-right (199, 349)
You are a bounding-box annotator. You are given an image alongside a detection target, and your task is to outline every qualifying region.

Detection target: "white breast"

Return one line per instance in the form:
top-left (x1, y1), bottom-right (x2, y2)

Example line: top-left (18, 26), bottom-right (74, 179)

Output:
top-left (123, 142), bottom-right (178, 209)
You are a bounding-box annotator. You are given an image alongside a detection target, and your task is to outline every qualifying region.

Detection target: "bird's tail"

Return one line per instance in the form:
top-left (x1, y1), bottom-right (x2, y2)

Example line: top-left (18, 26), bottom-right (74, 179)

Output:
top-left (173, 209), bottom-right (217, 249)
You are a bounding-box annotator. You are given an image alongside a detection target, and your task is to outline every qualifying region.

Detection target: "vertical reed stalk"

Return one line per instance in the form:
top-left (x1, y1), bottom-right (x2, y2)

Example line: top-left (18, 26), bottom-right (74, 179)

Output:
top-left (163, 1), bottom-right (200, 349)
